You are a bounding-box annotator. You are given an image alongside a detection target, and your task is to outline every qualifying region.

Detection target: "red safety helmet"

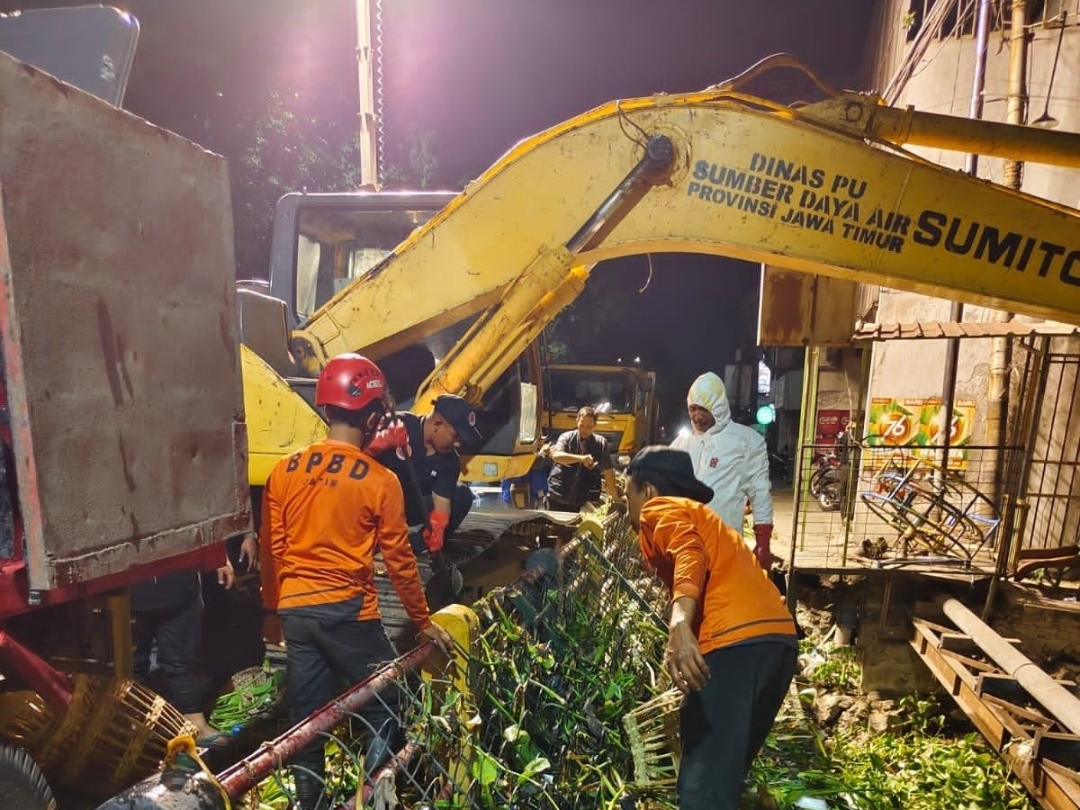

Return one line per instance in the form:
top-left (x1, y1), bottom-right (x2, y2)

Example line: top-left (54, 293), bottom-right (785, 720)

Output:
top-left (315, 353), bottom-right (387, 411)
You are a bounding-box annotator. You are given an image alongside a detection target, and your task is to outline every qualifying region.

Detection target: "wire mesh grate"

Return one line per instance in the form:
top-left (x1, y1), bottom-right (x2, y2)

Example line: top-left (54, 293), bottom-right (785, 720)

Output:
top-left (227, 511), bottom-right (676, 810)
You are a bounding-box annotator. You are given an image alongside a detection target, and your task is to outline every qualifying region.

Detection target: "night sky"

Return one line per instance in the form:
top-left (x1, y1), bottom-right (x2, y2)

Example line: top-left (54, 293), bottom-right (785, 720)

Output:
top-left (2, 0), bottom-right (873, 429)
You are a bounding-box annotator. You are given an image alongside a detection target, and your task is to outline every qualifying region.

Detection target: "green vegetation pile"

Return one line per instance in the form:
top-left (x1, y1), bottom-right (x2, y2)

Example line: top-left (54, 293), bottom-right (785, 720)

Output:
top-left (244, 520), bottom-right (1037, 810)
top-left (746, 632), bottom-right (1036, 810)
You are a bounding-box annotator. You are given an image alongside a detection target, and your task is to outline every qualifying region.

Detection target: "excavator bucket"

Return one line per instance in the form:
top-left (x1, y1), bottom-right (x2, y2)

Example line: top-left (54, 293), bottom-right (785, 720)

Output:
top-left (0, 49), bottom-right (250, 599)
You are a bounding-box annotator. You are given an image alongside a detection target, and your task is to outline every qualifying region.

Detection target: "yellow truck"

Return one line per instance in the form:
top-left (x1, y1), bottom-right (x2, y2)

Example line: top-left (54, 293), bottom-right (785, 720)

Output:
top-left (544, 364), bottom-right (659, 468)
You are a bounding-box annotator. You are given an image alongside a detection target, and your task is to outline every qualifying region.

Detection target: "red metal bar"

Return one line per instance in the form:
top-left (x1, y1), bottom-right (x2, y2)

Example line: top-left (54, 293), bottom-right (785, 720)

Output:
top-left (216, 641), bottom-right (435, 798)
top-left (0, 542), bottom-right (228, 621)
top-left (338, 740), bottom-right (423, 809)
top-left (0, 628), bottom-right (72, 711)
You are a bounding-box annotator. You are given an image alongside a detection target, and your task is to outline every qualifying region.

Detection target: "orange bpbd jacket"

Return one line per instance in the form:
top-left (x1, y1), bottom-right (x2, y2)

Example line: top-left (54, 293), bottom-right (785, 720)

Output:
top-left (259, 439), bottom-right (432, 631)
top-left (638, 496), bottom-right (795, 654)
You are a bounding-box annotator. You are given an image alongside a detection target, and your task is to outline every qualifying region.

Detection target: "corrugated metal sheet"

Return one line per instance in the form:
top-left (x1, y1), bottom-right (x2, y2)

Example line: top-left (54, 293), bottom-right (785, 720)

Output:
top-left (0, 52), bottom-right (250, 591)
top-left (852, 321), bottom-right (1080, 341)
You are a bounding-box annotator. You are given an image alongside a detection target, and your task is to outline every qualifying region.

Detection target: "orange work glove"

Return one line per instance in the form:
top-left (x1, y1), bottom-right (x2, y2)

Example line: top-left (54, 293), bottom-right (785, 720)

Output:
top-left (368, 422), bottom-right (409, 457)
top-left (422, 509), bottom-right (451, 553)
top-left (753, 523), bottom-right (774, 570)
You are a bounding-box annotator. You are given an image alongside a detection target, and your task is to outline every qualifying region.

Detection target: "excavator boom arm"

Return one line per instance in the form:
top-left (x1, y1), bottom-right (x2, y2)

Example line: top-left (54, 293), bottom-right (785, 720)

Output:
top-left (293, 91), bottom-right (1080, 384)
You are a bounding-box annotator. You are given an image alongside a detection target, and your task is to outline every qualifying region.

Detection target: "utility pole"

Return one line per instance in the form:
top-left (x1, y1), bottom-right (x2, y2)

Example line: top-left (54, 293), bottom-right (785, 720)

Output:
top-left (982, 0), bottom-right (1029, 621)
top-left (939, 0), bottom-right (994, 481)
top-left (356, 0), bottom-right (380, 187)
top-left (986, 0), bottom-right (1028, 501)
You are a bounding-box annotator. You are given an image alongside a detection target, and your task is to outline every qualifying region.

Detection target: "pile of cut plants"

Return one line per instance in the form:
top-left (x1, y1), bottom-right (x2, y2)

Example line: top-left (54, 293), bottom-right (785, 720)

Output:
top-left (243, 518), bottom-right (1037, 810)
top-left (745, 609), bottom-right (1037, 810)
top-left (247, 516), bottom-right (679, 809)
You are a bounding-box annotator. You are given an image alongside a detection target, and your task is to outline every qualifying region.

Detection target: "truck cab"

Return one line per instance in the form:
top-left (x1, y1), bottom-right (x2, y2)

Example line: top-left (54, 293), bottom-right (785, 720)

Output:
top-left (544, 364), bottom-right (658, 468)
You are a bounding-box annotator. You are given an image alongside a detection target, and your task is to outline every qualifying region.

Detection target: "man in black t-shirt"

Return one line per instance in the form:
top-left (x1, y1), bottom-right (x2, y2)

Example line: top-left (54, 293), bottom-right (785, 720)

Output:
top-left (371, 395), bottom-right (483, 554)
top-left (547, 406), bottom-right (617, 512)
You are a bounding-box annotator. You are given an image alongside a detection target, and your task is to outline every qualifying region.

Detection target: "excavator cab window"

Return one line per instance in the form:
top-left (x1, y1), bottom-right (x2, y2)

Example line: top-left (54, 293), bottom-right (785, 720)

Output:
top-left (270, 191), bottom-right (543, 483)
top-left (293, 204), bottom-right (442, 321)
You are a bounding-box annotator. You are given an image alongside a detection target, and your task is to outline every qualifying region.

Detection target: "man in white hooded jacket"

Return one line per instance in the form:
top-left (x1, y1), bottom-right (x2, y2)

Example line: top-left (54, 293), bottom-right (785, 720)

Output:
top-left (671, 372), bottom-right (774, 569)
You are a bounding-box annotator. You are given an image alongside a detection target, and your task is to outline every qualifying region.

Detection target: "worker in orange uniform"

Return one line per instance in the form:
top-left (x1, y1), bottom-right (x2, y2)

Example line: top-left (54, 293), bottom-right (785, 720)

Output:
top-left (260, 353), bottom-right (452, 810)
top-left (623, 446), bottom-right (797, 810)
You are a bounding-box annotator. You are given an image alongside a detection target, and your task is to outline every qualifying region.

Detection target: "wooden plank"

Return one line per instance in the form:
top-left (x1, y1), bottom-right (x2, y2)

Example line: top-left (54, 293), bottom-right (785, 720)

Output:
top-left (940, 647), bottom-right (998, 673)
top-left (913, 622), bottom-right (1080, 810)
top-left (1041, 760), bottom-right (1080, 810)
top-left (984, 694), bottom-right (1058, 728)
top-left (1037, 733), bottom-right (1080, 771)
top-left (979, 673), bottom-right (1040, 706)
top-left (941, 631), bottom-right (1023, 654)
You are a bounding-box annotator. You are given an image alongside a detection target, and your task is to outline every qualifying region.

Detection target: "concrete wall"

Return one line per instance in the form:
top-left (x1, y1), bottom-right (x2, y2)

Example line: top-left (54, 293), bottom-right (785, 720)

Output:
top-left (886, 23), bottom-right (1080, 200)
top-left (867, 292), bottom-right (993, 443)
top-left (801, 576), bottom-right (1080, 697)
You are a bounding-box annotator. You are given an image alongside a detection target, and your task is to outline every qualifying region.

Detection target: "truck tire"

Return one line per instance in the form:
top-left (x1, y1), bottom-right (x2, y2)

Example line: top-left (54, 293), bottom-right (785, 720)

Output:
top-left (0, 744), bottom-right (57, 810)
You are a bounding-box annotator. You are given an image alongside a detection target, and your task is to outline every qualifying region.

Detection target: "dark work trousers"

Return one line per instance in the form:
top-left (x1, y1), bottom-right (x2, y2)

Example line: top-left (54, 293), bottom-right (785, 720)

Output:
top-left (281, 614), bottom-right (401, 808)
top-left (677, 640), bottom-right (798, 810)
top-left (132, 593), bottom-right (204, 714)
top-left (442, 484), bottom-right (474, 536)
top-left (546, 495), bottom-right (584, 513)
top-left (413, 487), bottom-right (473, 610)
top-left (200, 536), bottom-right (266, 689)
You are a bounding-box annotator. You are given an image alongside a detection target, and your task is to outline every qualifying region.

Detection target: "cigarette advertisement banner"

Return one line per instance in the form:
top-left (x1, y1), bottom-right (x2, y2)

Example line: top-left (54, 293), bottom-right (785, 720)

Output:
top-left (865, 397), bottom-right (976, 471)
top-left (815, 410), bottom-right (852, 446)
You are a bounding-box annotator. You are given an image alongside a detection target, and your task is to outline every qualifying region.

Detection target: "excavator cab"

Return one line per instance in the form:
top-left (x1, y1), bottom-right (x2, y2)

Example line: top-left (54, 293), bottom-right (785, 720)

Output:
top-left (238, 191), bottom-right (544, 486)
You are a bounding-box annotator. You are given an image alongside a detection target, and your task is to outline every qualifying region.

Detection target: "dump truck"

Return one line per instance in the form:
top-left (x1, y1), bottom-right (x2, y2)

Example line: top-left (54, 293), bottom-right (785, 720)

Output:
top-left (0, 8), bottom-right (250, 806)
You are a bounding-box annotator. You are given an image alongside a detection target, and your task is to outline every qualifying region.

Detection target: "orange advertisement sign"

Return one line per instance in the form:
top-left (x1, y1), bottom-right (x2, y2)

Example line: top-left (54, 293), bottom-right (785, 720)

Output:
top-left (865, 397), bottom-right (976, 471)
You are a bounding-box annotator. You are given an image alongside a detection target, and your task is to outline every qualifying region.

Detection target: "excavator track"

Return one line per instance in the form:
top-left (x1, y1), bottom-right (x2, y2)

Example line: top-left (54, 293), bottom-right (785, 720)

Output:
top-left (912, 616), bottom-right (1080, 810)
top-left (374, 507), bottom-right (580, 652)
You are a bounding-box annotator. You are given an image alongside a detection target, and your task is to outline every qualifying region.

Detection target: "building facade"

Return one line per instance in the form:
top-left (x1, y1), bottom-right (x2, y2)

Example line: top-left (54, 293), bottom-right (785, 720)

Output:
top-left (857, 0), bottom-right (1080, 552)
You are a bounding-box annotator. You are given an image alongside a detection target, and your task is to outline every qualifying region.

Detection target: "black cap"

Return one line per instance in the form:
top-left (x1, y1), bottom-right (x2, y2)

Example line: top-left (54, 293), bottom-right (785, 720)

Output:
top-left (628, 446), bottom-right (714, 504)
top-left (432, 395), bottom-right (484, 450)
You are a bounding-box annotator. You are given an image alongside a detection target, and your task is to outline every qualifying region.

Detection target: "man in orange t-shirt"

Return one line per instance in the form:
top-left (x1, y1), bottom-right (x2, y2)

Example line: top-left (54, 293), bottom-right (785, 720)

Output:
top-left (624, 446), bottom-right (797, 810)
top-left (260, 353), bottom-right (451, 810)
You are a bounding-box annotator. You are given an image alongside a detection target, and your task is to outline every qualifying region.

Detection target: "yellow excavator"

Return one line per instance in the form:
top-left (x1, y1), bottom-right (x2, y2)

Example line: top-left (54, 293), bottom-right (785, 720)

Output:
top-left (233, 57), bottom-right (1080, 643)
top-left (237, 58), bottom-right (1080, 500)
